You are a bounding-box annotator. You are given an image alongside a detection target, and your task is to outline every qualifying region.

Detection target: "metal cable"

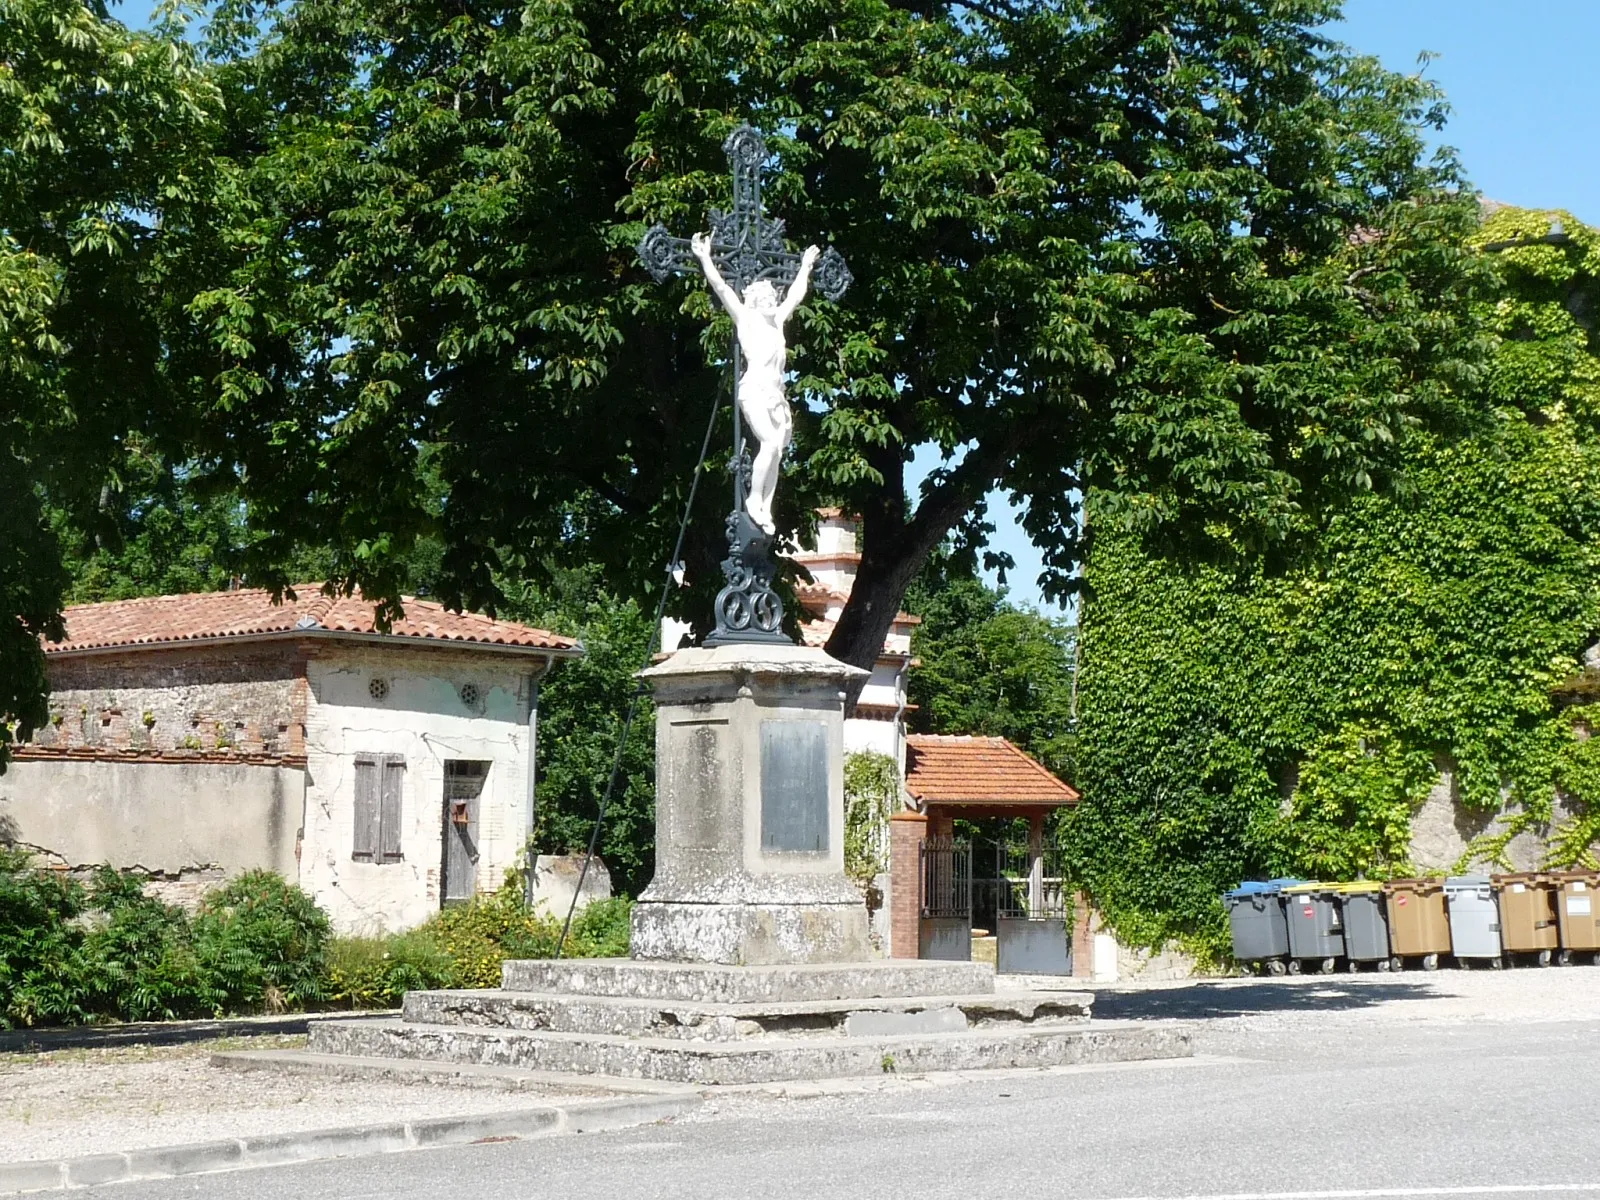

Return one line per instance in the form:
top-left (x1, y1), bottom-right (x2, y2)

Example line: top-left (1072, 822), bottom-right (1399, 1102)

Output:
top-left (552, 374), bottom-right (727, 958)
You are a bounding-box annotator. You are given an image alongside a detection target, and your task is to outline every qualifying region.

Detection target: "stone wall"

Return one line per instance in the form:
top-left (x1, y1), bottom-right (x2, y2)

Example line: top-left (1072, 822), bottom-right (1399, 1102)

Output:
top-left (0, 758), bottom-right (304, 901)
top-left (1407, 757), bottom-right (1577, 873)
top-left (27, 643), bottom-right (307, 760)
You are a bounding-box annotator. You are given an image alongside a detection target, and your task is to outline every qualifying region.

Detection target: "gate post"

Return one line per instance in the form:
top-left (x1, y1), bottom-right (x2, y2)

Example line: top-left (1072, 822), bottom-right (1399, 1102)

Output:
top-left (888, 810), bottom-right (928, 958)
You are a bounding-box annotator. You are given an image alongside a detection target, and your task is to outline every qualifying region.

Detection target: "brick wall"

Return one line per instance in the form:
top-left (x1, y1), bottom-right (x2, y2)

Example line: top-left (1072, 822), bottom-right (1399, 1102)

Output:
top-left (888, 809), bottom-right (928, 959)
top-left (26, 642), bottom-right (310, 761)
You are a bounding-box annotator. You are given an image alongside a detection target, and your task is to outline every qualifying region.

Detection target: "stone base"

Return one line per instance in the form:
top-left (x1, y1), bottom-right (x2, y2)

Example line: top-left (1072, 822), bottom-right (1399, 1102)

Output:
top-left (630, 900), bottom-right (871, 966)
top-left (273, 960), bottom-right (1194, 1086)
top-left (307, 1015), bottom-right (1188, 1086)
top-left (500, 958), bottom-right (997, 1003)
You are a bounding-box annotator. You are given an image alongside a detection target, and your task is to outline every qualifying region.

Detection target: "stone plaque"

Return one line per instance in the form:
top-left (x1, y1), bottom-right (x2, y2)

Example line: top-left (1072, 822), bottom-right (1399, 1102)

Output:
top-left (668, 719), bottom-right (726, 849)
top-left (759, 720), bottom-right (829, 853)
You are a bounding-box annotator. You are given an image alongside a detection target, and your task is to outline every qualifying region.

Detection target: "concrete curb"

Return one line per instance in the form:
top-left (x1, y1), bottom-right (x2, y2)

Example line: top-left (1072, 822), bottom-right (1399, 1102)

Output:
top-left (0, 1094), bottom-right (699, 1194)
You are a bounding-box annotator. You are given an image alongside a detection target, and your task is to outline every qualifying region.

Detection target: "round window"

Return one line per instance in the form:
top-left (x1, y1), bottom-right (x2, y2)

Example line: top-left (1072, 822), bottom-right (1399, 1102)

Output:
top-left (459, 682), bottom-right (482, 709)
top-left (368, 677), bottom-right (390, 702)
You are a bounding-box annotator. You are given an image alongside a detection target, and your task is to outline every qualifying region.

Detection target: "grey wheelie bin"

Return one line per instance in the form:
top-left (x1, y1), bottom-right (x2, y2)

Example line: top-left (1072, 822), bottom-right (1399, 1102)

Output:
top-left (1333, 883), bottom-right (1391, 971)
top-left (1282, 884), bottom-right (1346, 974)
top-left (1444, 875), bottom-right (1502, 968)
top-left (1224, 880), bottom-right (1301, 974)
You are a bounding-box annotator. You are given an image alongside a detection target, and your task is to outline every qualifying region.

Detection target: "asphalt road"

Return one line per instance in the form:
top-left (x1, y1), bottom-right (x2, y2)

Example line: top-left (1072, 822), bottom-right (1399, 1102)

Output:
top-left (85, 985), bottom-right (1600, 1200)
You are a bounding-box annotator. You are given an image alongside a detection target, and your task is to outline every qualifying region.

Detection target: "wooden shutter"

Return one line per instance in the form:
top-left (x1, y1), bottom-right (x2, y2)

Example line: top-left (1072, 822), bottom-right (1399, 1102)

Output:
top-left (352, 756), bottom-right (379, 861)
top-left (379, 755), bottom-right (406, 863)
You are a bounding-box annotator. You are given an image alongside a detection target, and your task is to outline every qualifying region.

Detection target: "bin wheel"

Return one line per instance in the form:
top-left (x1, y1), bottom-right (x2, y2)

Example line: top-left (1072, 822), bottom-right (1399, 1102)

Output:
top-left (1389, 956), bottom-right (1404, 972)
top-left (1422, 954), bottom-right (1439, 971)
top-left (1558, 950), bottom-right (1572, 967)
top-left (1537, 949), bottom-right (1553, 968)
top-left (1266, 959), bottom-right (1287, 976)
top-left (1378, 957), bottom-right (1393, 972)
top-left (1347, 959), bottom-right (1361, 974)
top-left (1286, 959), bottom-right (1302, 975)
top-left (1488, 956), bottom-right (1503, 970)
top-left (1319, 957), bottom-right (1336, 975)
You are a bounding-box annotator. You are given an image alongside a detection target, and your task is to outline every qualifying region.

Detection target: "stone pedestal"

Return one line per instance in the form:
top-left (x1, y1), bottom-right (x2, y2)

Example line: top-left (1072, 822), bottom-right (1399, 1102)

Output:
top-left (630, 643), bottom-right (872, 965)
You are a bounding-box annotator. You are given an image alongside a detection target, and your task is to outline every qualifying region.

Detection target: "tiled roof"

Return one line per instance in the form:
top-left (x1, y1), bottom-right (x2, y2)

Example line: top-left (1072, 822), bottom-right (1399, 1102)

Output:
top-left (46, 588), bottom-right (579, 656)
top-left (904, 735), bottom-right (1079, 807)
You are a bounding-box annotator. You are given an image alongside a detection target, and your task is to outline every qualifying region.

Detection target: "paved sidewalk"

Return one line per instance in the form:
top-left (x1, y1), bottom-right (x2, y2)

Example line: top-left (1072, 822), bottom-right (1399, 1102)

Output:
top-left (0, 1036), bottom-right (578, 1164)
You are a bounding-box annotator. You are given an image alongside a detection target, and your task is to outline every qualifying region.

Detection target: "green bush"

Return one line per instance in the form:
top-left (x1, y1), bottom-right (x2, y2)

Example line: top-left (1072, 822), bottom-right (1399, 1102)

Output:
top-left (0, 850), bottom-right (90, 1029)
top-left (325, 931), bottom-right (456, 1009)
top-left (0, 856), bottom-right (630, 1025)
top-left (79, 867), bottom-right (215, 1022)
top-left (194, 871), bottom-right (331, 1013)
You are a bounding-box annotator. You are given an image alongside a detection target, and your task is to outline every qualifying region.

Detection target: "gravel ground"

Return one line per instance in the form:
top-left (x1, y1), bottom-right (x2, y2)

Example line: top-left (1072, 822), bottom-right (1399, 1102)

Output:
top-left (0, 1036), bottom-right (560, 1164)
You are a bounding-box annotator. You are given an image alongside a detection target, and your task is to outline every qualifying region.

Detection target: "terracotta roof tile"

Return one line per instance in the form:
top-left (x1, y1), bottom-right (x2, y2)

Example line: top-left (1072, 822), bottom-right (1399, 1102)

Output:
top-left (47, 588), bottom-right (578, 656)
top-left (904, 734), bottom-right (1079, 807)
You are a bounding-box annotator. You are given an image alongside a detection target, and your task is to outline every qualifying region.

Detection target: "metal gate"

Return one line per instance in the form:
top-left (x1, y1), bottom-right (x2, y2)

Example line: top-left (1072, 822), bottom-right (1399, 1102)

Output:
top-left (990, 841), bottom-right (1072, 975)
top-left (918, 836), bottom-right (972, 961)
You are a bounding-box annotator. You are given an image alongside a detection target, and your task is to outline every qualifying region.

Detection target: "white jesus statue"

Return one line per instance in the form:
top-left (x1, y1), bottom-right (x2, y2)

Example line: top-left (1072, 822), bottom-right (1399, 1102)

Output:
top-left (691, 232), bottom-right (821, 536)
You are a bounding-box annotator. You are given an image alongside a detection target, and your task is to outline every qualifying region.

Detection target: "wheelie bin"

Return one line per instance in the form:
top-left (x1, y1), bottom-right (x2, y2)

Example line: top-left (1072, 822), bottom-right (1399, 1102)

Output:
top-left (1444, 876), bottom-right (1502, 968)
top-left (1383, 878), bottom-right (1450, 970)
top-left (1493, 872), bottom-right (1559, 966)
top-left (1223, 881), bottom-right (1299, 974)
top-left (1333, 883), bottom-right (1391, 971)
top-left (1551, 870), bottom-right (1600, 965)
top-left (1282, 884), bottom-right (1345, 974)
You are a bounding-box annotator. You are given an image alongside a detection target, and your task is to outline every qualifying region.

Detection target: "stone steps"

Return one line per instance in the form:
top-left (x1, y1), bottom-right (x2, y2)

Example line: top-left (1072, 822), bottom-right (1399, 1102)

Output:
top-left (400, 988), bottom-right (1093, 1042)
top-left (308, 1017), bottom-right (1190, 1087)
top-left (499, 958), bottom-right (995, 1003)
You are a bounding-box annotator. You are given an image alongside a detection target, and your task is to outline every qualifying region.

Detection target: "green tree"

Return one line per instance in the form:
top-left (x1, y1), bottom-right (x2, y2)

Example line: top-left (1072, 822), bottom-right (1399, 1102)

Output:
top-left (1, 0), bottom-right (220, 765)
top-left (1067, 207), bottom-right (1600, 956)
top-left (502, 570), bottom-right (658, 899)
top-left (906, 562), bottom-right (1077, 779)
top-left (173, 0), bottom-right (1489, 683)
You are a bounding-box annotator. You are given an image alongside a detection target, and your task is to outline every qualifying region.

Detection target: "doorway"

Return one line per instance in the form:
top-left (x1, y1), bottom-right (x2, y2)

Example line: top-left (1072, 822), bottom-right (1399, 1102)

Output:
top-left (441, 760), bottom-right (489, 907)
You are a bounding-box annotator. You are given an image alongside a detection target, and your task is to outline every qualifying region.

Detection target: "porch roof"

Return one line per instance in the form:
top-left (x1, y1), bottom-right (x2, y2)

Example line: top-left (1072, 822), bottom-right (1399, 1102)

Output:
top-left (904, 735), bottom-right (1079, 811)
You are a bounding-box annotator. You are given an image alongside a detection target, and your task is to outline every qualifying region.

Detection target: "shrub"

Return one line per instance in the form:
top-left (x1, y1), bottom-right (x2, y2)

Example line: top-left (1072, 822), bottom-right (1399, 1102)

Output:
top-left (326, 931), bottom-right (455, 1009)
top-left (78, 867), bottom-right (215, 1022)
top-left (194, 871), bottom-right (331, 1013)
top-left (0, 850), bottom-right (90, 1028)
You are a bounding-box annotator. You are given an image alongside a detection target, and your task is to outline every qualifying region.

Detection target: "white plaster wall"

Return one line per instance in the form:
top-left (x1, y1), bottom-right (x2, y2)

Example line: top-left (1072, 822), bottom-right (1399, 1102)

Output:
top-left (300, 646), bottom-right (538, 934)
top-left (844, 717), bottom-right (897, 758)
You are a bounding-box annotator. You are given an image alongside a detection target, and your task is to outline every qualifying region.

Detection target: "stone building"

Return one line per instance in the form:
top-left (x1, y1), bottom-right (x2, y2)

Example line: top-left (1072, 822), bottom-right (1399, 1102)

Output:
top-left (0, 588), bottom-right (579, 932)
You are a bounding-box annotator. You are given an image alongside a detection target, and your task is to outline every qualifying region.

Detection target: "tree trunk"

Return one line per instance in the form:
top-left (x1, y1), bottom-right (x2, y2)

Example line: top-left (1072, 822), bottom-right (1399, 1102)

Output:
top-left (824, 437), bottom-right (1015, 696)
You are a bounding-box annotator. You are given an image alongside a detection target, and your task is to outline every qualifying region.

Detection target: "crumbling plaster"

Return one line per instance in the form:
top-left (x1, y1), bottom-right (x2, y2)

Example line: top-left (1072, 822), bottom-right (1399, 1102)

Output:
top-left (0, 758), bottom-right (303, 882)
top-left (300, 644), bottom-right (540, 934)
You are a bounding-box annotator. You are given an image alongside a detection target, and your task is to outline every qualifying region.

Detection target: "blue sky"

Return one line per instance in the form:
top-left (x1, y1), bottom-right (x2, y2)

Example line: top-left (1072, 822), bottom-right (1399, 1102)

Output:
top-left (945, 0), bottom-right (1600, 615)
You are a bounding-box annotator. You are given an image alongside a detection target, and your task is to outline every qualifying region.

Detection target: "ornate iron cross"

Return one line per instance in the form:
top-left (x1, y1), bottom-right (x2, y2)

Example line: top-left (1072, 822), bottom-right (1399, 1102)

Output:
top-left (636, 124), bottom-right (852, 645)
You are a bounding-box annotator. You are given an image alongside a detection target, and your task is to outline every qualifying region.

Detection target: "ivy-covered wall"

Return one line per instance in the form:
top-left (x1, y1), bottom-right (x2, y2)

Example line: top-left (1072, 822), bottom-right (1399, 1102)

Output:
top-left (1065, 208), bottom-right (1600, 957)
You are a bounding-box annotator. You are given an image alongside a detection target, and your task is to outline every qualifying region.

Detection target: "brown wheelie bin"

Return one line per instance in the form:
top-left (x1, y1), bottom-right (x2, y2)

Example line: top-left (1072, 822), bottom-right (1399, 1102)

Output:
top-left (1493, 872), bottom-right (1560, 966)
top-left (1383, 878), bottom-right (1450, 970)
top-left (1551, 870), bottom-right (1600, 965)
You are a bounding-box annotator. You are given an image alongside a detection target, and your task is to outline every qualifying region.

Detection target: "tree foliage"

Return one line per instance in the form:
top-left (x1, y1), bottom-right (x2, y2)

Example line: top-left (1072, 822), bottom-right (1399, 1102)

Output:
top-left (164, 0), bottom-right (1488, 684)
top-left (0, 0), bottom-right (219, 766)
top-left (501, 570), bottom-right (658, 898)
top-left (1066, 208), bottom-right (1600, 956)
top-left (906, 560), bottom-right (1078, 779)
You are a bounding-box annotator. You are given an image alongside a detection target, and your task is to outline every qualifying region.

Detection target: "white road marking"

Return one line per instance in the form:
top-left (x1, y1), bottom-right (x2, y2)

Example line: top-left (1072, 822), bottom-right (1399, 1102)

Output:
top-left (1095, 1185), bottom-right (1600, 1200)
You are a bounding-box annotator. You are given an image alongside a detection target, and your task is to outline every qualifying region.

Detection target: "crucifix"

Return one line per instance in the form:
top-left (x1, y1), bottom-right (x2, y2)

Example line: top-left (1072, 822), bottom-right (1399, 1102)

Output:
top-left (637, 124), bottom-right (852, 645)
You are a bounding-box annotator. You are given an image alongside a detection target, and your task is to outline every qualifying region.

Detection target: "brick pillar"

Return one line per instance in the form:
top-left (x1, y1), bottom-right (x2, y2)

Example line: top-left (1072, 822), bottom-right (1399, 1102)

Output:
top-left (889, 810), bottom-right (929, 959)
top-left (1072, 890), bottom-right (1095, 979)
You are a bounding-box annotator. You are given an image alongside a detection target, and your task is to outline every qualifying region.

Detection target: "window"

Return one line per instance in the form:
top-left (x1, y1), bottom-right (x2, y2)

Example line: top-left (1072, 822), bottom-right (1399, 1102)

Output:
top-left (353, 753), bottom-right (405, 863)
